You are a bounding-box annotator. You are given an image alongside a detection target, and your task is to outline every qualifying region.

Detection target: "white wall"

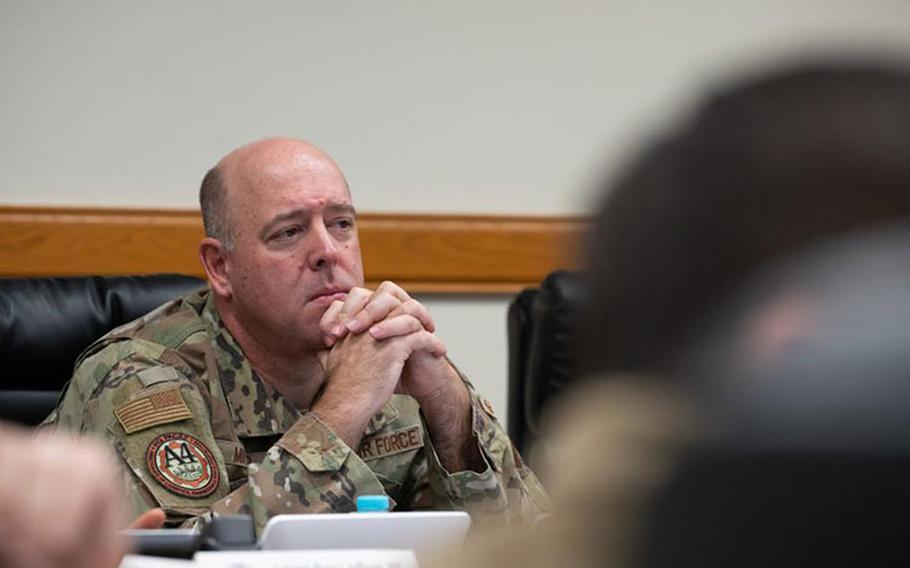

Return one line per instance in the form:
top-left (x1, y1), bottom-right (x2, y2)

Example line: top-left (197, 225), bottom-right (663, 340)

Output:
top-left (3, 0), bottom-right (910, 424)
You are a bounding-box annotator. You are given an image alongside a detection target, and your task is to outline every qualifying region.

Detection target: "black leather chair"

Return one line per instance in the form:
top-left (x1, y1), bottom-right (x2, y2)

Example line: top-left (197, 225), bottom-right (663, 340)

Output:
top-left (507, 270), bottom-right (582, 457)
top-left (0, 274), bottom-right (205, 426)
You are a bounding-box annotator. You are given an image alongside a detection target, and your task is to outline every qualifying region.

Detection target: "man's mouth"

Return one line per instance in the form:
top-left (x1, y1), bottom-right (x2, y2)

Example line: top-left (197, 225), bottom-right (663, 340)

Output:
top-left (308, 289), bottom-right (348, 304)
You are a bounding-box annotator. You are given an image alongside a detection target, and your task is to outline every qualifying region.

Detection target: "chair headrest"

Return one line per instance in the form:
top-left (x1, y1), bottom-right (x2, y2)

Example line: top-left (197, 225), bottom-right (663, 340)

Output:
top-left (524, 270), bottom-right (583, 435)
top-left (0, 274), bottom-right (205, 391)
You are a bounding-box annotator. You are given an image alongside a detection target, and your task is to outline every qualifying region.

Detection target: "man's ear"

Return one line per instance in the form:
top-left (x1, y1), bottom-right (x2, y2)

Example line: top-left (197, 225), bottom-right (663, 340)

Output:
top-left (199, 237), bottom-right (232, 299)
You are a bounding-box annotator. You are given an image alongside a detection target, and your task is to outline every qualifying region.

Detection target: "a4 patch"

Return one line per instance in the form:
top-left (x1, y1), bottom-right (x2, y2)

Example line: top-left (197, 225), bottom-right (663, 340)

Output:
top-left (146, 432), bottom-right (220, 498)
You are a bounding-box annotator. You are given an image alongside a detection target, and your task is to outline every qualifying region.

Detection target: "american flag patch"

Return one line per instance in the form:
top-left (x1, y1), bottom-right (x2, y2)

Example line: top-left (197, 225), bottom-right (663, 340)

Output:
top-left (115, 388), bottom-right (192, 434)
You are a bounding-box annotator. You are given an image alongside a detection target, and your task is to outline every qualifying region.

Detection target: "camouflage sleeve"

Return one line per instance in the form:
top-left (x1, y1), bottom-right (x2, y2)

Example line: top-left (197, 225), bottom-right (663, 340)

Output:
top-left (48, 348), bottom-right (230, 526)
top-left (233, 388), bottom-right (551, 532)
top-left (51, 354), bottom-right (390, 532)
top-left (414, 385), bottom-right (552, 528)
top-left (213, 411), bottom-right (394, 533)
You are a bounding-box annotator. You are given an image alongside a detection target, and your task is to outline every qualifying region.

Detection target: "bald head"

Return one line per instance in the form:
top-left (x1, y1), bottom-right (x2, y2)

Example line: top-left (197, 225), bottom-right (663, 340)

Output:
top-left (199, 138), bottom-right (349, 250)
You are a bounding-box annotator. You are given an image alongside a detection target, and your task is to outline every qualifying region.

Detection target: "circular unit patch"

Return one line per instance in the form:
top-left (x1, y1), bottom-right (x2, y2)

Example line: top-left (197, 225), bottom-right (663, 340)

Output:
top-left (479, 396), bottom-right (497, 418)
top-left (146, 432), bottom-right (219, 498)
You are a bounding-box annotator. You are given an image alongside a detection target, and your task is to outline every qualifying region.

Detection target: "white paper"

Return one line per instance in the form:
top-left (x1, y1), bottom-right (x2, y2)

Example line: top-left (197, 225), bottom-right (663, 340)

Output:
top-left (120, 555), bottom-right (196, 568)
top-left (194, 549), bottom-right (419, 568)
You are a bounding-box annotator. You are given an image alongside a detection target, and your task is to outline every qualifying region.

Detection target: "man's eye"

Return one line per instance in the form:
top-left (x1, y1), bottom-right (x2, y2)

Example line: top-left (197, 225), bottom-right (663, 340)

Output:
top-left (273, 226), bottom-right (302, 240)
top-left (332, 218), bottom-right (354, 231)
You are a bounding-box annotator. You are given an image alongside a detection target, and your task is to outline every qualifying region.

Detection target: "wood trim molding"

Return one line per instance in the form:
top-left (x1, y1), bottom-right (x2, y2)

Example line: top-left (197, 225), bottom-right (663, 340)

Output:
top-left (0, 206), bottom-right (587, 294)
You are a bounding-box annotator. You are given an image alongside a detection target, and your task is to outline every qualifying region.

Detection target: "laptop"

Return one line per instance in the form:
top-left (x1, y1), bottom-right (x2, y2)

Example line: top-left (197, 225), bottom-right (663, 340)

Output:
top-left (259, 511), bottom-right (471, 558)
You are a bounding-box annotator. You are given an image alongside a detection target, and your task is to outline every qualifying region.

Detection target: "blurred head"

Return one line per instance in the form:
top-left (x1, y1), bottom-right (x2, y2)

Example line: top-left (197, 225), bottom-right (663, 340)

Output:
top-left (199, 137), bottom-right (364, 355)
top-left (582, 62), bottom-right (910, 377)
top-left (636, 222), bottom-right (910, 567)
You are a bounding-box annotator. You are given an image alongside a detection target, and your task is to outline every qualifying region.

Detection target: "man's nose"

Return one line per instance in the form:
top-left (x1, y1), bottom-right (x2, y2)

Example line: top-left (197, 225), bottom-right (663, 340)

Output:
top-left (306, 224), bottom-right (340, 270)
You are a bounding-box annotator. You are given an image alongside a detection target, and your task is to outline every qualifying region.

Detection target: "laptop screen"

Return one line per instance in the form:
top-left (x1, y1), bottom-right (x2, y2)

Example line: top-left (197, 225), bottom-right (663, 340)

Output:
top-left (259, 511), bottom-right (471, 559)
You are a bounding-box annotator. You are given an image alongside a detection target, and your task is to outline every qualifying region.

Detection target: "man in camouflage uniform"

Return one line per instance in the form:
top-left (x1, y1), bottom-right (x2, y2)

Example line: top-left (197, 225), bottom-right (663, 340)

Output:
top-left (45, 138), bottom-right (549, 533)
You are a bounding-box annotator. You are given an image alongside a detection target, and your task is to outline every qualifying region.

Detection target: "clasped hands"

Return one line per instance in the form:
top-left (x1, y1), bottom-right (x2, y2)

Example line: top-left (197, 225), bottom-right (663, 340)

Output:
top-left (312, 281), bottom-right (475, 464)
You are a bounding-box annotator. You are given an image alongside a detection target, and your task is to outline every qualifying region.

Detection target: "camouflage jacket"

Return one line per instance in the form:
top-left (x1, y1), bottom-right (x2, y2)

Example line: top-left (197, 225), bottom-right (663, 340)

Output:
top-left (44, 288), bottom-right (549, 533)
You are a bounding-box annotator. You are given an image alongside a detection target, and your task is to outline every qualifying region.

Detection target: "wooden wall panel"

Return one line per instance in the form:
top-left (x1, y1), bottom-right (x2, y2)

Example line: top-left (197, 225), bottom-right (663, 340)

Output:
top-left (0, 206), bottom-right (587, 293)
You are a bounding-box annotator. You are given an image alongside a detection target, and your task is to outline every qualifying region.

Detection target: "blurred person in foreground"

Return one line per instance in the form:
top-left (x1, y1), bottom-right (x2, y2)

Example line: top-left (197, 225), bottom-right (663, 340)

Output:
top-left (437, 61), bottom-right (910, 567)
top-left (637, 220), bottom-right (910, 566)
top-left (0, 424), bottom-right (164, 568)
